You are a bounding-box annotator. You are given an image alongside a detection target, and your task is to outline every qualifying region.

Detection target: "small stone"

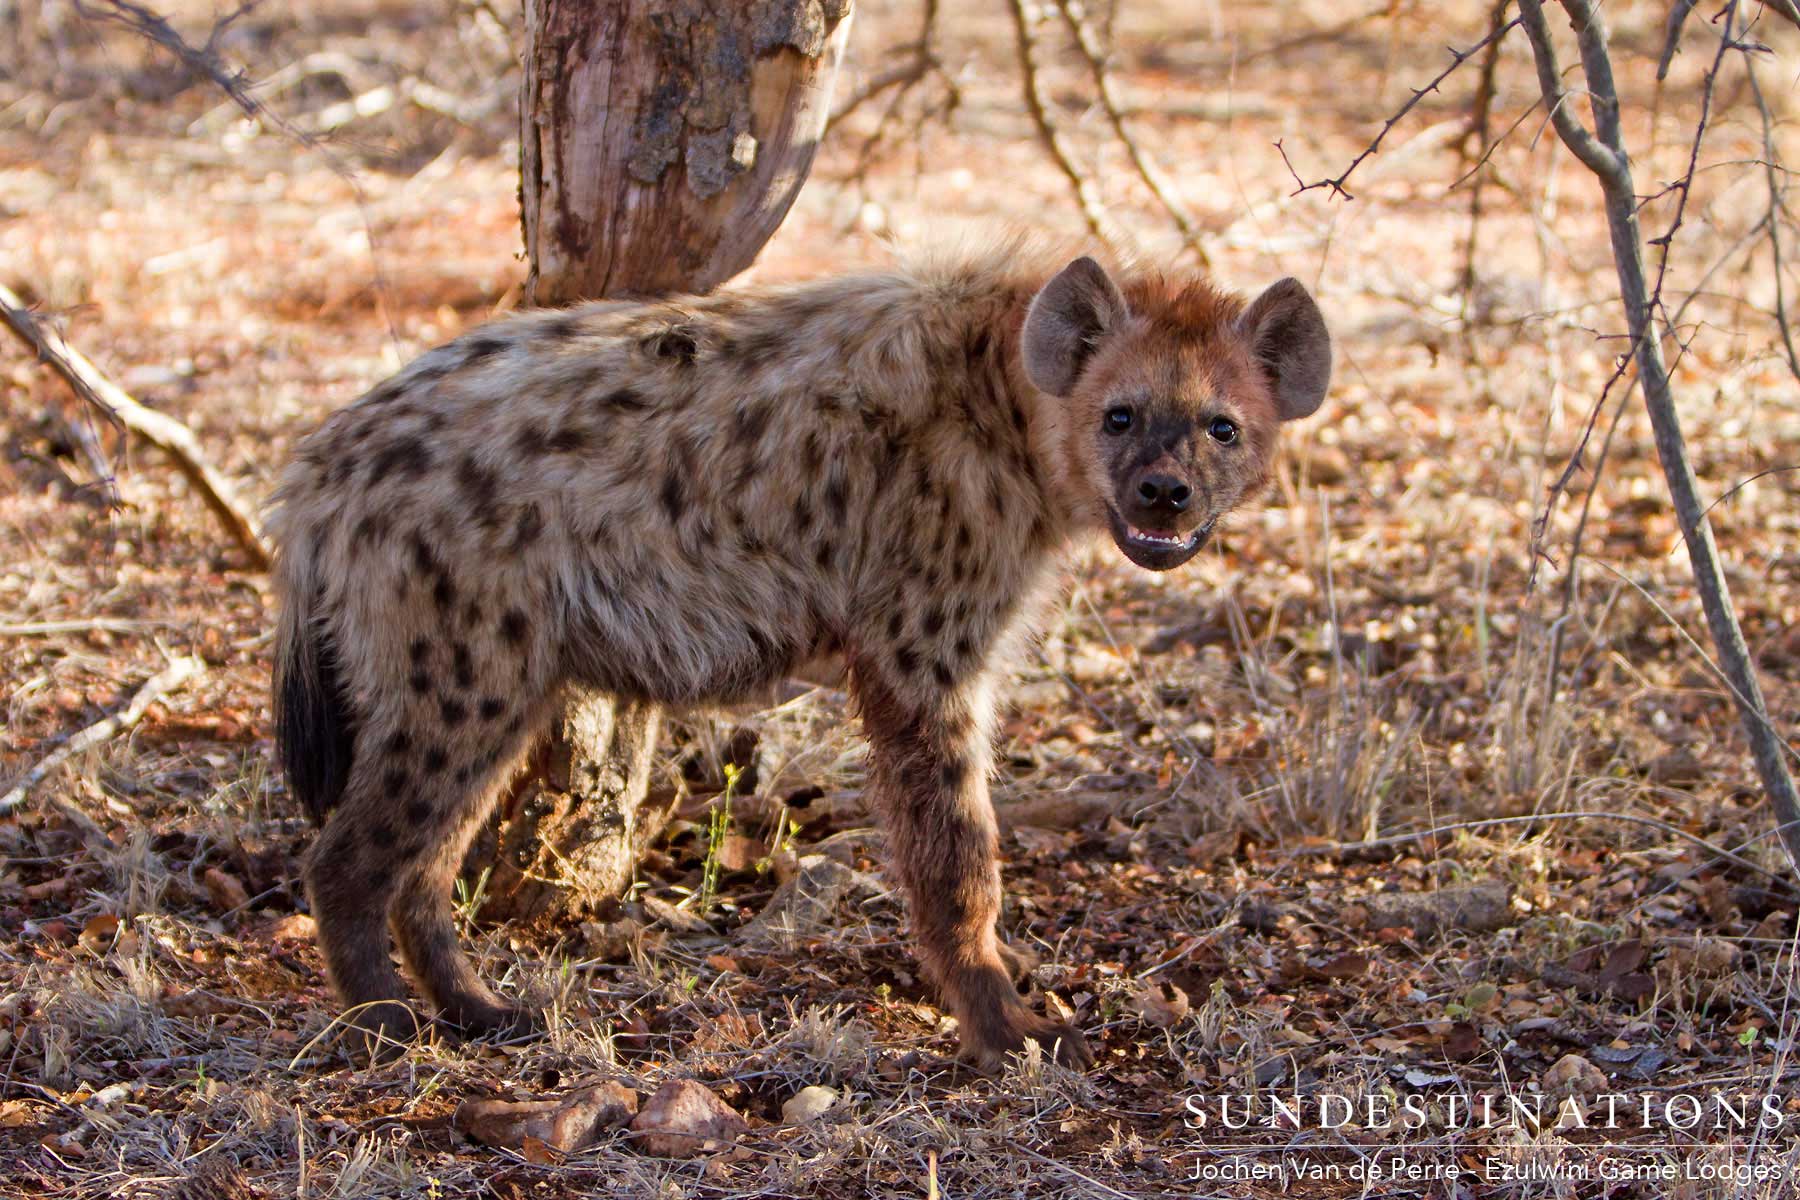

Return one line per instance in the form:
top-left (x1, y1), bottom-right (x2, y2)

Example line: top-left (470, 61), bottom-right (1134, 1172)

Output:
top-left (1663, 936), bottom-right (1739, 977)
top-left (740, 855), bottom-right (861, 944)
top-left (579, 916), bottom-right (643, 959)
top-left (780, 1085), bottom-right (838, 1125)
top-left (640, 894), bottom-right (711, 934)
top-left (1541, 1053), bottom-right (1608, 1101)
top-left (202, 867), bottom-right (250, 914)
top-left (1647, 748), bottom-right (1704, 788)
top-left (629, 1079), bottom-right (748, 1157)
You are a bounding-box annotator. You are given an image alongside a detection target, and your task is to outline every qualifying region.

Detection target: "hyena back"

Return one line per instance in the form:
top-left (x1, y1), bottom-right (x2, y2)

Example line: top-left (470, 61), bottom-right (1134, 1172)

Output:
top-left (270, 243), bottom-right (1329, 1068)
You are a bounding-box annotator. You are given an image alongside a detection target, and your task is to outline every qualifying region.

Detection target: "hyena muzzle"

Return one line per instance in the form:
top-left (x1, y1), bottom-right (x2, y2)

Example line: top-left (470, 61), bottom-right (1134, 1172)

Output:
top-left (270, 244), bottom-right (1329, 1069)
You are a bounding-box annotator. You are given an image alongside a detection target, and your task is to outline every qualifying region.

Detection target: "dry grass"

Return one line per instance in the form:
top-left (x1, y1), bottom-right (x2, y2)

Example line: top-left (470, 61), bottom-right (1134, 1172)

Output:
top-left (3, 0), bottom-right (1800, 1196)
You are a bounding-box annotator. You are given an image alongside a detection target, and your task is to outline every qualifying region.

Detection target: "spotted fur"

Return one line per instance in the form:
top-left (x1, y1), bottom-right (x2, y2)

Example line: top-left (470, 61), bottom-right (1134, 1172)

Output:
top-left (269, 239), bottom-right (1330, 1067)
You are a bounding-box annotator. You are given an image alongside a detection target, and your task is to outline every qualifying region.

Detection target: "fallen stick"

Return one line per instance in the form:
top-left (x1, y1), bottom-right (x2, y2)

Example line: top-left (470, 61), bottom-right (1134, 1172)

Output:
top-left (0, 618), bottom-right (160, 637)
top-left (0, 655), bottom-right (205, 815)
top-left (0, 283), bottom-right (272, 569)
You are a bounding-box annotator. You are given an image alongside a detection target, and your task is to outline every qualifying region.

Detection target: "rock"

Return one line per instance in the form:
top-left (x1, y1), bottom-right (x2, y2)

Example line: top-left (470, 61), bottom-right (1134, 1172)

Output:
top-left (579, 916), bottom-right (644, 959)
top-left (1647, 748), bottom-right (1704, 788)
top-left (780, 1084), bottom-right (838, 1124)
top-left (629, 1080), bottom-right (748, 1157)
top-left (202, 867), bottom-right (250, 914)
top-left (1541, 1053), bottom-right (1608, 1101)
top-left (993, 791), bottom-right (1116, 834)
top-left (455, 1081), bottom-right (639, 1153)
top-left (739, 855), bottom-right (866, 944)
top-left (1364, 879), bottom-right (1513, 937)
top-left (640, 893), bottom-right (712, 934)
top-left (1661, 936), bottom-right (1739, 977)
top-left (265, 913), bottom-right (316, 942)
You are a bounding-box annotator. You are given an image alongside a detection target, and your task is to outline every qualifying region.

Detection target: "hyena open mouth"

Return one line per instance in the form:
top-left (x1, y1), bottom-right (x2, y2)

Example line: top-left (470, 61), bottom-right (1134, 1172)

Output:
top-left (1107, 510), bottom-right (1215, 571)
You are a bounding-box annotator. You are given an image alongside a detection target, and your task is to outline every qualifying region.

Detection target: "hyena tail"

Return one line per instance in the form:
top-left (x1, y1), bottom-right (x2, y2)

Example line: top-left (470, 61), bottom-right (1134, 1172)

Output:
top-left (273, 553), bottom-right (357, 825)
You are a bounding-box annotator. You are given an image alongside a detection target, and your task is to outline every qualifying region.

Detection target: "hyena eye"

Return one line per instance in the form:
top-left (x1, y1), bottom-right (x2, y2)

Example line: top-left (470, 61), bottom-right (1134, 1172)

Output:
top-left (1103, 406), bottom-right (1134, 434)
top-left (1208, 417), bottom-right (1239, 444)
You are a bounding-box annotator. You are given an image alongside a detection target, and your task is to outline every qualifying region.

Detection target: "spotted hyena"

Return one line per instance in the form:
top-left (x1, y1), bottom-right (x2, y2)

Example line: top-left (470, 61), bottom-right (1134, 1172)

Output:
top-left (270, 242), bottom-right (1329, 1068)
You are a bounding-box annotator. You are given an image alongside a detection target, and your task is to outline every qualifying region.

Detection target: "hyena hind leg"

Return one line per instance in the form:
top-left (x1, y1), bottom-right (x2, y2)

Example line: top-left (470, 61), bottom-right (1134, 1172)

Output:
top-left (389, 708), bottom-right (549, 1039)
top-left (305, 799), bottom-right (419, 1060)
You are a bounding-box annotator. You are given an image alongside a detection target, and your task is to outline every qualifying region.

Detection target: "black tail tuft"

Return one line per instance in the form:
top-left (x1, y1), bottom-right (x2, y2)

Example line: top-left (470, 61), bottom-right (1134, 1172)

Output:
top-left (273, 585), bottom-right (357, 824)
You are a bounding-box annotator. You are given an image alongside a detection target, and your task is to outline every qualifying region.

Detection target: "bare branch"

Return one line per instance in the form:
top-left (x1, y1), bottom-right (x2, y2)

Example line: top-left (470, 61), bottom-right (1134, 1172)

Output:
top-left (76, 1), bottom-right (312, 148)
top-left (1005, 0), bottom-right (1121, 248)
top-left (1053, 1), bottom-right (1209, 267)
top-left (1519, 0), bottom-right (1800, 871)
top-left (1747, 59), bottom-right (1800, 382)
top-left (1766, 0), bottom-right (1800, 33)
top-left (75, 0), bottom-right (399, 344)
top-left (0, 284), bottom-right (273, 570)
top-left (1283, 17), bottom-right (1521, 201)
top-left (1656, 0), bottom-right (1700, 81)
top-left (1516, 0), bottom-right (1621, 181)
top-left (825, 0), bottom-right (956, 140)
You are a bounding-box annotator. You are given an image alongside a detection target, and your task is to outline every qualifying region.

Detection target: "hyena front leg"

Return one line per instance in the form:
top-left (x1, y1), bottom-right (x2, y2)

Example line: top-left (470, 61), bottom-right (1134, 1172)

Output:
top-left (853, 660), bottom-right (1092, 1072)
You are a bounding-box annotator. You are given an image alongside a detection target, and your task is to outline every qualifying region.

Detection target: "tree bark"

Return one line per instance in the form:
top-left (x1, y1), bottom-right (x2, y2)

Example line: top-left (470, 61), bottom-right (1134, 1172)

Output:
top-left (479, 0), bottom-right (850, 924)
top-left (519, 0), bottom-right (852, 304)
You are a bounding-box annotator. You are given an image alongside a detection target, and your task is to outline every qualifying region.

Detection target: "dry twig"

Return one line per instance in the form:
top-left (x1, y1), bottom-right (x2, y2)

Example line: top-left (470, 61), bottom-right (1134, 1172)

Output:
top-left (0, 655), bottom-right (205, 815)
top-left (1517, 0), bottom-right (1800, 870)
top-left (826, 0), bottom-right (955, 138)
top-left (1005, 0), bottom-right (1121, 249)
top-left (1054, 1), bottom-right (1210, 267)
top-left (0, 284), bottom-right (273, 569)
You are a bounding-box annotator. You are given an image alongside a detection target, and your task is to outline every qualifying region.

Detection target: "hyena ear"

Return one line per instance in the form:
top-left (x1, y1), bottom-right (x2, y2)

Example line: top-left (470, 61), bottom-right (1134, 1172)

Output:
top-left (1238, 277), bottom-right (1331, 421)
top-left (1021, 256), bottom-right (1129, 397)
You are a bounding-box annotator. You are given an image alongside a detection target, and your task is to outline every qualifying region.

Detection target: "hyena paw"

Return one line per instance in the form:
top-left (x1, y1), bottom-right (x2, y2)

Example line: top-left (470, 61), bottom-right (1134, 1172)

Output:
top-left (345, 1001), bottom-right (425, 1063)
top-left (449, 1002), bottom-right (545, 1044)
top-left (960, 1005), bottom-right (1093, 1073)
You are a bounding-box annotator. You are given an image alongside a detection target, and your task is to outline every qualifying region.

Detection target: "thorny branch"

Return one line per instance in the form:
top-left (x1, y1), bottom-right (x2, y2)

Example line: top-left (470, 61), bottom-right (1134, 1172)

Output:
top-left (1747, 60), bottom-right (1800, 383)
top-left (76, 1), bottom-right (305, 147)
top-left (1458, 0), bottom-right (1514, 304)
top-left (1278, 16), bottom-right (1522, 201)
top-left (1516, 0), bottom-right (1800, 870)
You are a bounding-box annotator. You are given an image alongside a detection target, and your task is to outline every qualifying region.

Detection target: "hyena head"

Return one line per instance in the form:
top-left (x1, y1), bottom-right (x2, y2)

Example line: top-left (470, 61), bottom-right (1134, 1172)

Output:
top-left (1021, 256), bottom-right (1330, 570)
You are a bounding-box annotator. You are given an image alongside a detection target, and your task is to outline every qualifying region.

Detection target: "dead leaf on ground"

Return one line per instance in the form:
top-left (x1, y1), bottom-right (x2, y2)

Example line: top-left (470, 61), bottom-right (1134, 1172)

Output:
top-left (1132, 982), bottom-right (1191, 1028)
top-left (78, 913), bottom-right (120, 954)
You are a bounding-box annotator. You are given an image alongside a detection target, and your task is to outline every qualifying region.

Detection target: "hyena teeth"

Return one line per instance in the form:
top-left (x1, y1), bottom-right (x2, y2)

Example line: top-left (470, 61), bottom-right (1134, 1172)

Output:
top-left (268, 241), bottom-right (1330, 1069)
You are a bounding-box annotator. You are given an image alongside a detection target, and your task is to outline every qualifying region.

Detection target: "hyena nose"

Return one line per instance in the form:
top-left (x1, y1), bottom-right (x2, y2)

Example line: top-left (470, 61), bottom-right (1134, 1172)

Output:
top-left (1135, 474), bottom-right (1192, 513)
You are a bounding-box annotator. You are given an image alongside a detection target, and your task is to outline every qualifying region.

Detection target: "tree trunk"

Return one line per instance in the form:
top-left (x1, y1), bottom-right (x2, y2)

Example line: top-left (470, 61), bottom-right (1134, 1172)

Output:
top-left (478, 0), bottom-right (851, 924)
top-left (519, 0), bottom-right (852, 304)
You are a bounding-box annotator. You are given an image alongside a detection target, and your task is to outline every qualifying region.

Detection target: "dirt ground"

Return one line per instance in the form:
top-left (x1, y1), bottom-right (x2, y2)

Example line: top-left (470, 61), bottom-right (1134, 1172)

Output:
top-left (3, 1), bottom-right (1800, 1197)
